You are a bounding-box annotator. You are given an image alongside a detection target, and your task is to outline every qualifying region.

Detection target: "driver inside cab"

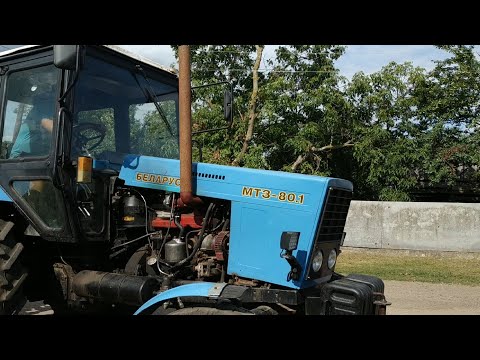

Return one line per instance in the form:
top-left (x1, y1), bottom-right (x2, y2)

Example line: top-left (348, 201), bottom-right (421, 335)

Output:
top-left (9, 77), bottom-right (55, 198)
top-left (9, 85), bottom-right (55, 159)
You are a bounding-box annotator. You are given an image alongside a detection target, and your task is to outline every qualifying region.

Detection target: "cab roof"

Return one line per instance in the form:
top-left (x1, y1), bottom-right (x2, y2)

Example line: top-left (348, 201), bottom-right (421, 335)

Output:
top-left (0, 45), bottom-right (177, 76)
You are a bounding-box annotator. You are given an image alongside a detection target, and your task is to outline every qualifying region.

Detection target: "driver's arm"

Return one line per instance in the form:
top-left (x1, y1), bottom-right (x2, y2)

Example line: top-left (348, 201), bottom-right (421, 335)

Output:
top-left (41, 118), bottom-right (53, 133)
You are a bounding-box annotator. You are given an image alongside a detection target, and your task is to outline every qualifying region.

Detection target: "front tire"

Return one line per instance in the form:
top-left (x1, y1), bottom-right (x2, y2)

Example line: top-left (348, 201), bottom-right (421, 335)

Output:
top-left (0, 220), bottom-right (28, 314)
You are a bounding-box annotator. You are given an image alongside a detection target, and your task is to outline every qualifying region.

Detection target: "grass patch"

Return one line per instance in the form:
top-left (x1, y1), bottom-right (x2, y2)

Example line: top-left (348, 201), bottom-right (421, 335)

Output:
top-left (335, 248), bottom-right (480, 286)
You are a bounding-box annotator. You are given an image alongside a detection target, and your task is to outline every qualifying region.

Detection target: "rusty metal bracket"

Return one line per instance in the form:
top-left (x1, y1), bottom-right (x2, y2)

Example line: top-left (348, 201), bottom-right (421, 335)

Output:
top-left (207, 282), bottom-right (228, 298)
top-left (373, 292), bottom-right (391, 315)
top-left (53, 263), bottom-right (77, 302)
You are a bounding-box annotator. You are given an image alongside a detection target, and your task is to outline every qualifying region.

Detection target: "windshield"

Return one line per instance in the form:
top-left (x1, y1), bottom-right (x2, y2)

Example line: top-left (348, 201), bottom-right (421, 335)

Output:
top-left (72, 52), bottom-right (179, 163)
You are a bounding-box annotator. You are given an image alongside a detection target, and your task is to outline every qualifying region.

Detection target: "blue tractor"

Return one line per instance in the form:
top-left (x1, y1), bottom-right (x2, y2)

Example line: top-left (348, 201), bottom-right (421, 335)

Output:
top-left (0, 45), bottom-right (389, 315)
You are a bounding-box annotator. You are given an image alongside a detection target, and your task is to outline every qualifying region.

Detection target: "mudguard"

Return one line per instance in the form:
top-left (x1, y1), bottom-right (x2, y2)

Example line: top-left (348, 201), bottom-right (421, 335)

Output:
top-left (134, 282), bottom-right (227, 315)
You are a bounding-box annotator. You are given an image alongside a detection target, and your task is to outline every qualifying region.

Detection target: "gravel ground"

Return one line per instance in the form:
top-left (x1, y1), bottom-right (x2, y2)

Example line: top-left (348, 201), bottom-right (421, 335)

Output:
top-left (18, 280), bottom-right (480, 315)
top-left (384, 280), bottom-right (480, 315)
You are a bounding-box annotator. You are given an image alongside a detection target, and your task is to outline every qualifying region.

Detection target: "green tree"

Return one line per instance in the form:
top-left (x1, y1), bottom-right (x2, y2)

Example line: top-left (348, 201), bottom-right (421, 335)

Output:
top-left (170, 45), bottom-right (480, 201)
top-left (130, 102), bottom-right (179, 159)
top-left (172, 45), bottom-right (266, 167)
top-left (259, 45), bottom-right (352, 177)
top-left (347, 62), bottom-right (427, 200)
top-left (414, 45), bottom-right (480, 191)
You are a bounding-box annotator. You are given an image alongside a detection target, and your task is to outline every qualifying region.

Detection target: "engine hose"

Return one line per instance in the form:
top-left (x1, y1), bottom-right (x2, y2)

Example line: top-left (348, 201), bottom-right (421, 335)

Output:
top-left (221, 218), bottom-right (230, 232)
top-left (171, 202), bottom-right (215, 270)
top-left (174, 215), bottom-right (186, 239)
top-left (184, 229), bottom-right (200, 257)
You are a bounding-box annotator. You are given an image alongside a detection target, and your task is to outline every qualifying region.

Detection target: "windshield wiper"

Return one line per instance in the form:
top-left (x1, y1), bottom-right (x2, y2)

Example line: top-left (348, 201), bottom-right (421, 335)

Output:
top-left (133, 65), bottom-right (175, 137)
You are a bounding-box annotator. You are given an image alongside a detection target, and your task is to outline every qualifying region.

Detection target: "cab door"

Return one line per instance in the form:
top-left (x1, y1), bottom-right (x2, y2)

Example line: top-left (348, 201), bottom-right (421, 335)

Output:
top-left (0, 48), bottom-right (75, 242)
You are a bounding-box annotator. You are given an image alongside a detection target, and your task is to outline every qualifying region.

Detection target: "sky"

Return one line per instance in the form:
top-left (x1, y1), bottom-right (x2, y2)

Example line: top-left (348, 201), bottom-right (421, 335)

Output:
top-left (117, 45), bottom-right (465, 79)
top-left (1, 44), bottom-right (478, 79)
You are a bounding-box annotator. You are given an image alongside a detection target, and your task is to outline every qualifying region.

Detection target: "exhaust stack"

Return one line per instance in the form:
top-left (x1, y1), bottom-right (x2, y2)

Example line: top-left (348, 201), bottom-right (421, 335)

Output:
top-left (178, 45), bottom-right (202, 207)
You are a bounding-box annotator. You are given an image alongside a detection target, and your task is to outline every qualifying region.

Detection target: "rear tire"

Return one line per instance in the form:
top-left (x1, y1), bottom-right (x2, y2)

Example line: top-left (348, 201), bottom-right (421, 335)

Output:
top-left (0, 220), bottom-right (28, 315)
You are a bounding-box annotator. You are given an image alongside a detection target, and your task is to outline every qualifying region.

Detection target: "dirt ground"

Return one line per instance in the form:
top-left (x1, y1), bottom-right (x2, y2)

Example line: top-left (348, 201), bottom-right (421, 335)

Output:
top-left (20, 280), bottom-right (480, 315)
top-left (384, 280), bottom-right (480, 315)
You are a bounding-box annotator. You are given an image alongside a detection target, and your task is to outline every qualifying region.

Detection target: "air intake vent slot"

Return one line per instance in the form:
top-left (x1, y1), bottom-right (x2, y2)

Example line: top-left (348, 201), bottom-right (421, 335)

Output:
top-left (317, 188), bottom-right (352, 242)
top-left (193, 172), bottom-right (226, 180)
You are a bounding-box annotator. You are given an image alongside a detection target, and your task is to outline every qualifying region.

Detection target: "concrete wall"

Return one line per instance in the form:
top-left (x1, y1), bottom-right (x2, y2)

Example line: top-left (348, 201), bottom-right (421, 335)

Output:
top-left (343, 201), bottom-right (480, 252)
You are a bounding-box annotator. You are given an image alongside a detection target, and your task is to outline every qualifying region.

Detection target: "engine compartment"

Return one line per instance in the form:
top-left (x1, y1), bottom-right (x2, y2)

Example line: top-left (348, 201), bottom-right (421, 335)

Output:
top-left (109, 182), bottom-right (232, 285)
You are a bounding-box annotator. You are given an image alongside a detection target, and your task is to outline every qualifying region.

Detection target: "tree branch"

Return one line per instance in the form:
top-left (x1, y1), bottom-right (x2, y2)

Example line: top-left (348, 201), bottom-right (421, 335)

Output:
top-left (290, 141), bottom-right (354, 173)
top-left (291, 154), bottom-right (305, 172)
top-left (238, 110), bottom-right (245, 123)
top-left (206, 98), bottom-right (214, 109)
top-left (232, 45), bottom-right (264, 166)
top-left (311, 140), bottom-right (354, 152)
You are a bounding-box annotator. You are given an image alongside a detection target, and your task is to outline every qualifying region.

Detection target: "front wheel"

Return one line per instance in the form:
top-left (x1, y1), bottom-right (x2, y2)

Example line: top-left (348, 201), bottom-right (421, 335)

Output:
top-left (0, 220), bottom-right (28, 315)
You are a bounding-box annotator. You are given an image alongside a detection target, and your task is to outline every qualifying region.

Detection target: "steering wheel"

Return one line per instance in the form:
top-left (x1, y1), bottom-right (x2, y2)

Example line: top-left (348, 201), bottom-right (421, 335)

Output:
top-left (73, 122), bottom-right (107, 154)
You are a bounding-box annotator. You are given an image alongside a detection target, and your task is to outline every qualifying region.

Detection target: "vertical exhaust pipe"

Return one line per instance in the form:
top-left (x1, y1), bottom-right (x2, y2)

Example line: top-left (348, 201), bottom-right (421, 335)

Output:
top-left (178, 45), bottom-right (202, 208)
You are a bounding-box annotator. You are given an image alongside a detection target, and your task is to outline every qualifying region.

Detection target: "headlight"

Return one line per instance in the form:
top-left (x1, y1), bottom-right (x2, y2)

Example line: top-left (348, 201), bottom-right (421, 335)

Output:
top-left (311, 250), bottom-right (323, 272)
top-left (327, 249), bottom-right (337, 269)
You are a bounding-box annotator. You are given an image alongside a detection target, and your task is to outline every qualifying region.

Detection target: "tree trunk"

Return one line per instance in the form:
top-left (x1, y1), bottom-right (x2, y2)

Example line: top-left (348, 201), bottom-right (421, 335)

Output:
top-left (232, 45), bottom-right (264, 166)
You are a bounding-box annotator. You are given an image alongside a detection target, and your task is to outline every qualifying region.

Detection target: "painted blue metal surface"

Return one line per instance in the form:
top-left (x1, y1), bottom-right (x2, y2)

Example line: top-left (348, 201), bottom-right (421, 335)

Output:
top-left (119, 155), bottom-right (352, 290)
top-left (0, 186), bottom-right (12, 202)
top-left (93, 159), bottom-right (122, 172)
top-left (134, 282), bottom-right (218, 315)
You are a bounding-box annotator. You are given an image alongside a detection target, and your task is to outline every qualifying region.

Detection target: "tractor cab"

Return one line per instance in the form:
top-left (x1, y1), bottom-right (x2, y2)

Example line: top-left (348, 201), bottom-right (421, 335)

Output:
top-left (0, 45), bottom-right (180, 242)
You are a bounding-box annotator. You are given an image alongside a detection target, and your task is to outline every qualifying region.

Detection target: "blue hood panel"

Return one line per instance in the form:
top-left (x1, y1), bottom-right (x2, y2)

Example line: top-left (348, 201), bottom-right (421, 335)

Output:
top-left (119, 155), bottom-right (352, 289)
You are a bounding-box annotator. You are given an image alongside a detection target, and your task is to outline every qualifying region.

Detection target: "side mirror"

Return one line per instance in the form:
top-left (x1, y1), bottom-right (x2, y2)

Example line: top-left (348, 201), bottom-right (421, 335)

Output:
top-left (54, 45), bottom-right (80, 70)
top-left (224, 90), bottom-right (232, 122)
